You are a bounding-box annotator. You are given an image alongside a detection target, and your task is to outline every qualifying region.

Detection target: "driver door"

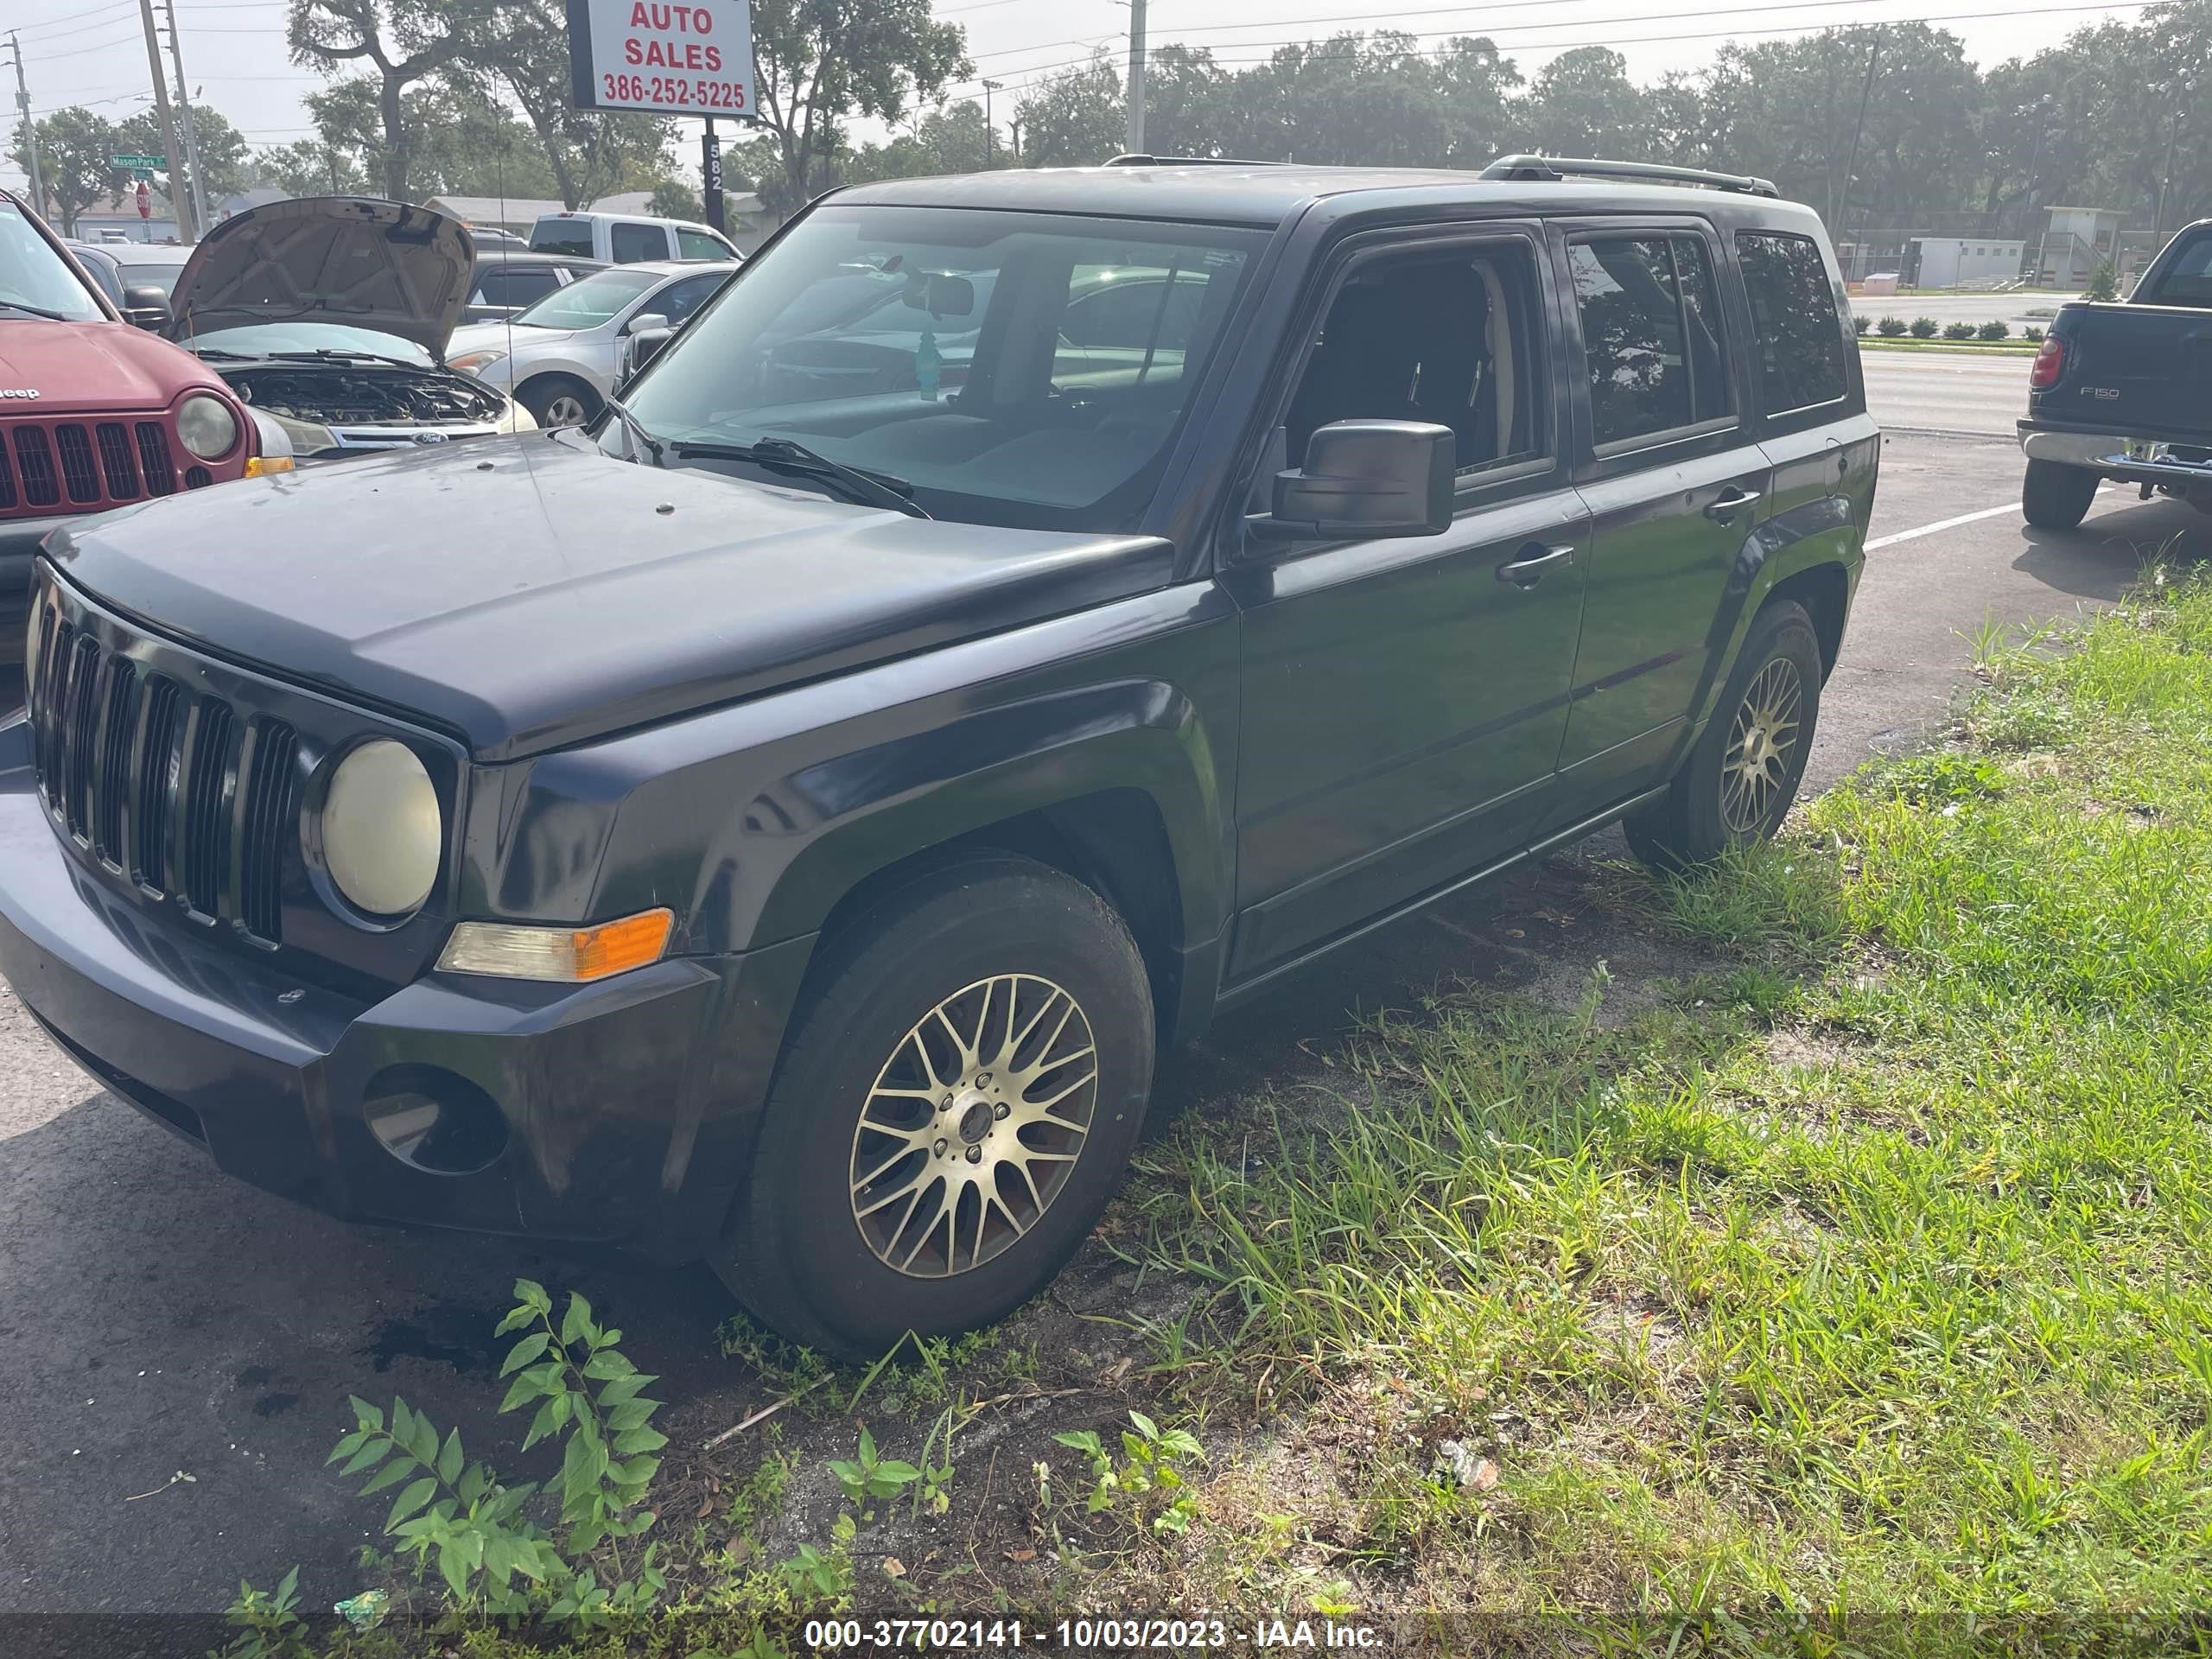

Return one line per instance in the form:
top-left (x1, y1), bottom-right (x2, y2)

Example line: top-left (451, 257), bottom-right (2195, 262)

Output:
top-left (1222, 227), bottom-right (1592, 981)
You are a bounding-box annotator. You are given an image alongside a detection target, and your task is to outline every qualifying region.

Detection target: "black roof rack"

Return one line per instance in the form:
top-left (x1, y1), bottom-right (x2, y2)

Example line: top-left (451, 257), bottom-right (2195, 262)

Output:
top-left (1480, 155), bottom-right (1780, 198)
top-left (1104, 154), bottom-right (1285, 168)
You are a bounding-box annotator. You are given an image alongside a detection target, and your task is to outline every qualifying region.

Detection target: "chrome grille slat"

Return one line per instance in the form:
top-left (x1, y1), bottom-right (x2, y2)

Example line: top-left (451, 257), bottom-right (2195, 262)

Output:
top-left (180, 701), bottom-right (237, 919)
top-left (133, 677), bottom-right (183, 893)
top-left (92, 656), bottom-right (139, 864)
top-left (238, 721), bottom-right (298, 941)
top-left (63, 635), bottom-right (102, 836)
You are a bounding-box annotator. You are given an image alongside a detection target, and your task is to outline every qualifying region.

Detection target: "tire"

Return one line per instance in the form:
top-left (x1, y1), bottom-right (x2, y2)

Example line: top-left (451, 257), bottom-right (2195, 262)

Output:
top-left (715, 854), bottom-right (1154, 1360)
top-left (2021, 459), bottom-right (2099, 530)
top-left (1624, 599), bottom-right (1822, 873)
top-left (518, 374), bottom-right (600, 429)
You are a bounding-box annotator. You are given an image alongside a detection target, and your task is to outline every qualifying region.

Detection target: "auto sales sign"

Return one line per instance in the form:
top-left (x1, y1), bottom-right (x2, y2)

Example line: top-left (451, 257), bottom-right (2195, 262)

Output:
top-left (566, 0), bottom-right (757, 119)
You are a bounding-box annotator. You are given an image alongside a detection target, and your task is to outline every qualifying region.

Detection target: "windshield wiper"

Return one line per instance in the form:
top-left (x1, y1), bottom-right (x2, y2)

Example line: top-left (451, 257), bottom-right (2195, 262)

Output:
top-left (602, 397), bottom-right (664, 466)
top-left (267, 348), bottom-right (420, 368)
top-left (188, 347), bottom-right (257, 360)
top-left (0, 299), bottom-right (79, 321)
top-left (667, 436), bottom-right (930, 518)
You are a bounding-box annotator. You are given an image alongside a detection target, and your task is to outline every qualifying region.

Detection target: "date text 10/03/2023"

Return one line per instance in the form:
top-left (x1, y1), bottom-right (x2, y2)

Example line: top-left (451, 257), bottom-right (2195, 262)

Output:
top-left (801, 1618), bottom-right (1387, 1649)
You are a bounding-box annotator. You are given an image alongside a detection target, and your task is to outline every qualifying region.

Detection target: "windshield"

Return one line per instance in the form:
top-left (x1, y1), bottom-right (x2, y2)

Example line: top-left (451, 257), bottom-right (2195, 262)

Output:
top-left (2139, 228), bottom-right (2212, 308)
top-left (188, 322), bottom-right (431, 363)
top-left (620, 205), bottom-right (1263, 532)
top-left (118, 259), bottom-right (188, 296)
top-left (512, 266), bottom-right (658, 327)
top-left (0, 201), bottom-right (106, 321)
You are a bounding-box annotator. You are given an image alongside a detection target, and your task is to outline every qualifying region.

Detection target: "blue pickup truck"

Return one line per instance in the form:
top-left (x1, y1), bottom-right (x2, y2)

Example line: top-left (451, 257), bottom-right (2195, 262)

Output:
top-left (2018, 218), bottom-right (2212, 528)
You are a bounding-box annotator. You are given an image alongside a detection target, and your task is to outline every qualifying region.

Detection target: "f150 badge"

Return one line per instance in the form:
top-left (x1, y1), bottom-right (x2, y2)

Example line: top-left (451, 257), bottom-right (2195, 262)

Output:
top-left (2084, 386), bottom-right (2120, 399)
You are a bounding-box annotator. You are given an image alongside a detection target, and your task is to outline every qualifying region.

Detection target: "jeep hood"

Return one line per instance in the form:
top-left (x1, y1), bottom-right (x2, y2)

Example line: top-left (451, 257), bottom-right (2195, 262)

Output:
top-left (0, 319), bottom-right (219, 415)
top-left (44, 435), bottom-right (1177, 761)
top-left (167, 196), bottom-right (474, 357)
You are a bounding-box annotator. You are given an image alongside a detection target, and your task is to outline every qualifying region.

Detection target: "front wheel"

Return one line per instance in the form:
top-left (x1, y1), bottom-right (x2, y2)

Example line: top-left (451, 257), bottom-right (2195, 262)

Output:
top-left (715, 855), bottom-right (1154, 1360)
top-left (518, 374), bottom-right (600, 429)
top-left (2021, 459), bottom-right (2099, 530)
top-left (1625, 598), bottom-right (1822, 872)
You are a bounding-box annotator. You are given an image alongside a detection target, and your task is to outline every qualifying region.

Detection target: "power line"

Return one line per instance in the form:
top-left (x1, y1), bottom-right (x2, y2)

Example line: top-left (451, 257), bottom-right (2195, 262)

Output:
top-left (948, 0), bottom-right (2158, 93)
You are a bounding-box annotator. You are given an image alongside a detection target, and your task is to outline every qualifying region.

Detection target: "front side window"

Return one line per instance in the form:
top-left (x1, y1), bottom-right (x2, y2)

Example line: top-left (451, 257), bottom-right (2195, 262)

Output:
top-left (1569, 233), bottom-right (1732, 448)
top-left (1737, 231), bottom-right (1850, 412)
top-left (1284, 241), bottom-right (1548, 474)
top-left (0, 203), bottom-right (107, 321)
top-left (623, 205), bottom-right (1263, 532)
top-left (656, 272), bottom-right (728, 324)
top-left (677, 227), bottom-right (733, 261)
top-left (511, 267), bottom-right (660, 329)
top-left (610, 222), bottom-right (665, 263)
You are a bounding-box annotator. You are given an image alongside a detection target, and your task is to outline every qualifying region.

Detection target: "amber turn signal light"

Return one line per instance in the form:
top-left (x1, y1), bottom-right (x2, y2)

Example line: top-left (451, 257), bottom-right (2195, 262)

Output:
top-left (435, 908), bottom-right (675, 982)
top-left (245, 456), bottom-right (296, 477)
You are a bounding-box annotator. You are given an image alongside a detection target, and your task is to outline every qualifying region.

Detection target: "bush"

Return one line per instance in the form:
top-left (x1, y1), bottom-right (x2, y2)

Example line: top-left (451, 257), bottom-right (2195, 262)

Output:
top-left (1942, 320), bottom-right (1979, 340)
top-left (2024, 325), bottom-right (2044, 341)
top-left (1910, 316), bottom-right (1940, 338)
top-left (2083, 259), bottom-right (2119, 302)
top-left (1978, 320), bottom-right (2011, 340)
top-left (1878, 315), bottom-right (1910, 336)
top-left (1853, 312), bottom-right (1871, 334)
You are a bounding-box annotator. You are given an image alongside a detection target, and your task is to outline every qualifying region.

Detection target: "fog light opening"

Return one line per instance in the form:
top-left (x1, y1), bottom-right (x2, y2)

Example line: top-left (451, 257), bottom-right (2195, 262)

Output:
top-left (363, 1065), bottom-right (509, 1175)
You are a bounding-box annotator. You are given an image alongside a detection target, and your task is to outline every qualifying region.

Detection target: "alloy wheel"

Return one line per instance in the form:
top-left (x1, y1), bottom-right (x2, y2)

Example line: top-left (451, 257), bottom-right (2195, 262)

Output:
top-left (1720, 656), bottom-right (1805, 836)
top-left (848, 974), bottom-right (1098, 1278)
top-left (543, 394), bottom-right (588, 427)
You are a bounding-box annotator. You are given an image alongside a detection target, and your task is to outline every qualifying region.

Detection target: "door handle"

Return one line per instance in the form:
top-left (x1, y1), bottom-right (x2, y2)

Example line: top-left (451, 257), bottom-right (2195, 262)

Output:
top-left (1704, 486), bottom-right (1762, 524)
top-left (1497, 542), bottom-right (1575, 588)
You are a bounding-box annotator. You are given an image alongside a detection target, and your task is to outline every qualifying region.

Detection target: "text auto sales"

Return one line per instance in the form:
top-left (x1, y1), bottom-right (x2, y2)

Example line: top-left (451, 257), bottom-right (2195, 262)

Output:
top-left (621, 3), bottom-right (725, 73)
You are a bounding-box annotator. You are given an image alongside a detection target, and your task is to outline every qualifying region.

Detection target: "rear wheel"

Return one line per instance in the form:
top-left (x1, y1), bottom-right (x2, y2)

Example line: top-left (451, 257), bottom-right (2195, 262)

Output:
top-left (715, 855), bottom-right (1154, 1360)
top-left (518, 374), bottom-right (599, 429)
top-left (2022, 459), bottom-right (2099, 530)
top-left (1625, 599), bottom-right (1822, 872)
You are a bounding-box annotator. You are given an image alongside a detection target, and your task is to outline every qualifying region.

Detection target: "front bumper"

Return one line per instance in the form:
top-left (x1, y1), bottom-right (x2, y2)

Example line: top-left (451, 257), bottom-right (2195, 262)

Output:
top-left (0, 715), bottom-right (813, 1259)
top-left (2018, 420), bottom-right (2212, 486)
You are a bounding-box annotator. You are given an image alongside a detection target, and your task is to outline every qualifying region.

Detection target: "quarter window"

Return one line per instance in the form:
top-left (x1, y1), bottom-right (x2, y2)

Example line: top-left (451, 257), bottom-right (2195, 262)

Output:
top-left (1569, 233), bottom-right (1732, 448)
top-left (1736, 231), bottom-right (1851, 413)
top-left (677, 227), bottom-right (734, 260)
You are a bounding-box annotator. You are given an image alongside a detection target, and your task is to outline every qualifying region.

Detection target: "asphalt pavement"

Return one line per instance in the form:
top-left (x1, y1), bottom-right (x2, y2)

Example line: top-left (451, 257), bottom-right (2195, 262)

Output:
top-left (1, 391), bottom-right (2206, 1642)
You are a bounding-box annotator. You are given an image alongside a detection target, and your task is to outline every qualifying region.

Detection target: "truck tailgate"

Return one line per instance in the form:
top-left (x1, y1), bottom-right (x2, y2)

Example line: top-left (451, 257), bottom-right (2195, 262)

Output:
top-left (2057, 302), bottom-right (2212, 443)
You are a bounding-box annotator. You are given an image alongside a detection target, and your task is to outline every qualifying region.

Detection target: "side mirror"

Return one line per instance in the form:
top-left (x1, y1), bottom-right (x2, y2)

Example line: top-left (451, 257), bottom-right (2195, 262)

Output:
top-left (122, 283), bottom-right (172, 331)
top-left (1245, 420), bottom-right (1456, 545)
top-left (618, 315), bottom-right (675, 387)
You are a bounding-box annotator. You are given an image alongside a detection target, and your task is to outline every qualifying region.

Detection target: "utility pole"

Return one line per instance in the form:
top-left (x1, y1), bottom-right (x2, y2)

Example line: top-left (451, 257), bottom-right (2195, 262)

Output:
top-left (982, 79), bottom-right (1001, 165)
top-left (160, 0), bottom-right (211, 235)
top-left (135, 0), bottom-right (193, 242)
top-left (1126, 0), bottom-right (1147, 155)
top-left (1833, 26), bottom-right (1883, 266)
top-left (702, 118), bottom-right (724, 232)
top-left (6, 35), bottom-right (42, 220)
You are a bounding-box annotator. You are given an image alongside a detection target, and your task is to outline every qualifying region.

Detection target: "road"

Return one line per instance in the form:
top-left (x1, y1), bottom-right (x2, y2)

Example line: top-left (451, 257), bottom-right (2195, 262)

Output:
top-left (1860, 347), bottom-right (2029, 435)
top-left (0, 421), bottom-right (2204, 1650)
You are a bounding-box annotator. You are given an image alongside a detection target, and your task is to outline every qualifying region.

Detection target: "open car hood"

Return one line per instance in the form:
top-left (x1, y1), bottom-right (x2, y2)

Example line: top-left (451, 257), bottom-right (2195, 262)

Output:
top-left (167, 197), bottom-right (475, 357)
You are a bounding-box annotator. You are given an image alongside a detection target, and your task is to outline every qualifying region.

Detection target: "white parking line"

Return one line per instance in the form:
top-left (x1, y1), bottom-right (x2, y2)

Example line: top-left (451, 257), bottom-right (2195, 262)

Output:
top-left (1865, 502), bottom-right (2019, 550)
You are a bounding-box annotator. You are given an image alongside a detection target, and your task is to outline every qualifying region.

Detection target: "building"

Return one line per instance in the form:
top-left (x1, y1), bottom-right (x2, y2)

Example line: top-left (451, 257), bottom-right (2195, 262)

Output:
top-left (423, 194), bottom-right (570, 235)
top-left (2034, 206), bottom-right (2126, 288)
top-left (1907, 237), bottom-right (2027, 288)
top-left (215, 187), bottom-right (289, 223)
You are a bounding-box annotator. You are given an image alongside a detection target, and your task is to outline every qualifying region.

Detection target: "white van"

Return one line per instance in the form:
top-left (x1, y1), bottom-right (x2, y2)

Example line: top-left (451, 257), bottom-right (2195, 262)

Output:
top-left (528, 211), bottom-right (738, 264)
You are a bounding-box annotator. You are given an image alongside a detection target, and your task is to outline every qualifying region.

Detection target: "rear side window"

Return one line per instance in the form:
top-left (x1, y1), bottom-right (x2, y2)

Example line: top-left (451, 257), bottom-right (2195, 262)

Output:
top-left (611, 222), bottom-right (666, 263)
top-left (1568, 234), bottom-right (1732, 448)
top-left (677, 227), bottom-right (733, 260)
top-left (1737, 232), bottom-right (1851, 413)
top-left (476, 266), bottom-right (559, 306)
top-left (531, 218), bottom-right (594, 257)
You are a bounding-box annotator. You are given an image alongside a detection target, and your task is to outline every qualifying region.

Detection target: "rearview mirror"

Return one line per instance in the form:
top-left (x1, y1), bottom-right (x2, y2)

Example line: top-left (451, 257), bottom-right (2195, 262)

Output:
top-left (1244, 420), bottom-right (1456, 545)
top-left (121, 283), bottom-right (172, 331)
top-left (901, 272), bottom-right (975, 319)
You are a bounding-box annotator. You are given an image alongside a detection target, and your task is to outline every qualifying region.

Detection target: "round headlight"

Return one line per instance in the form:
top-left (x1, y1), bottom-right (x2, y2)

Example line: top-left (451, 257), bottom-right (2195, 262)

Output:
top-left (321, 740), bottom-right (442, 918)
top-left (177, 392), bottom-right (239, 460)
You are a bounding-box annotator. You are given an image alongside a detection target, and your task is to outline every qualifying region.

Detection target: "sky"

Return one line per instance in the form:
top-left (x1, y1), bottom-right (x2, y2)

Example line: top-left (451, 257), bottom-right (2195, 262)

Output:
top-left (0, 0), bottom-right (2156, 199)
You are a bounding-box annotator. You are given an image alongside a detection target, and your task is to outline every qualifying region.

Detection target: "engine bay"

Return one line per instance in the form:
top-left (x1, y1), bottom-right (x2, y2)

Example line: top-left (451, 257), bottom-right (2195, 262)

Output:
top-left (222, 364), bottom-right (507, 428)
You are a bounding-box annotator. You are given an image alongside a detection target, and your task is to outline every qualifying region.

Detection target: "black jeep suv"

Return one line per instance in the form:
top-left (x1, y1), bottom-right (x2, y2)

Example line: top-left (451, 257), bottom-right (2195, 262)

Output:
top-left (1, 156), bottom-right (1877, 1358)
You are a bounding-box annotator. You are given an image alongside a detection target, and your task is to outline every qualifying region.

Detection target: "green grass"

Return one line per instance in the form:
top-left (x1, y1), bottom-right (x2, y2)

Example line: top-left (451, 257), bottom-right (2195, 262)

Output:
top-left (1856, 337), bottom-right (2040, 355)
top-left (1115, 572), bottom-right (2212, 1651)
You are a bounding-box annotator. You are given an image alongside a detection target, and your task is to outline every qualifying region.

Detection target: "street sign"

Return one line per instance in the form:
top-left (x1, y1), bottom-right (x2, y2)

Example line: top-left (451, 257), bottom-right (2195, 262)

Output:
top-left (565, 0), bottom-right (756, 121)
top-left (109, 154), bottom-right (162, 171)
top-left (136, 181), bottom-right (150, 220)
